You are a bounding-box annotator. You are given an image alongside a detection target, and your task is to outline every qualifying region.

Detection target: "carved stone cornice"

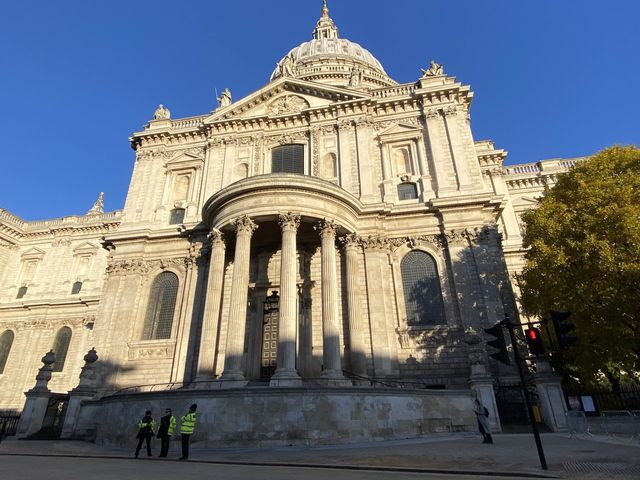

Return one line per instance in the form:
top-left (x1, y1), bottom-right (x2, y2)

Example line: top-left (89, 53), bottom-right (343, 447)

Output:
top-left (360, 234), bottom-right (392, 251)
top-left (444, 229), bottom-right (470, 247)
top-left (424, 108), bottom-right (441, 119)
top-left (278, 212), bottom-right (301, 232)
top-left (106, 258), bottom-right (150, 275)
top-left (265, 130), bottom-right (308, 146)
top-left (338, 119), bottom-right (355, 131)
top-left (468, 224), bottom-right (502, 247)
top-left (136, 147), bottom-right (170, 162)
top-left (233, 215), bottom-right (258, 236)
top-left (314, 218), bottom-right (339, 239)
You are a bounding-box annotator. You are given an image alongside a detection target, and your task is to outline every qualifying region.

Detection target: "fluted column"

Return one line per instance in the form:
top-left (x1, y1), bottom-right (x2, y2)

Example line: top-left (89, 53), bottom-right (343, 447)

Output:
top-left (271, 212), bottom-right (302, 386)
top-left (195, 229), bottom-right (226, 383)
top-left (316, 219), bottom-right (345, 382)
top-left (218, 216), bottom-right (257, 387)
top-left (342, 233), bottom-right (368, 377)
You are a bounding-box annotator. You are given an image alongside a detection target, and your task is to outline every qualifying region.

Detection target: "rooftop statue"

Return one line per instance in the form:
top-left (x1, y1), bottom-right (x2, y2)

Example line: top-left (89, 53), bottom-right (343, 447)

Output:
top-left (153, 104), bottom-right (171, 120)
top-left (421, 60), bottom-right (445, 77)
top-left (348, 66), bottom-right (363, 87)
top-left (217, 88), bottom-right (232, 108)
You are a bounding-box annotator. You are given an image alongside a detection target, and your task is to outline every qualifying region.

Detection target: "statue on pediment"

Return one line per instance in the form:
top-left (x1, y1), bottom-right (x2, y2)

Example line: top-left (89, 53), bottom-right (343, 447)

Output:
top-left (276, 53), bottom-right (297, 78)
top-left (348, 66), bottom-right (363, 87)
top-left (421, 60), bottom-right (444, 77)
top-left (153, 104), bottom-right (171, 120)
top-left (217, 88), bottom-right (232, 108)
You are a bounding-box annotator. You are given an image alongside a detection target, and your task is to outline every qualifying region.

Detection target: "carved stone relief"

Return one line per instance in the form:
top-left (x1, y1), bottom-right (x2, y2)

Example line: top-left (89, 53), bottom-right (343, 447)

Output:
top-left (267, 95), bottom-right (309, 116)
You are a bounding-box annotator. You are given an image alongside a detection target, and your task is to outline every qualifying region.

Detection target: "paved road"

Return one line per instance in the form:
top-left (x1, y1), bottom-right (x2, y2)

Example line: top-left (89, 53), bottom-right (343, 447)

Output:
top-left (0, 455), bottom-right (539, 480)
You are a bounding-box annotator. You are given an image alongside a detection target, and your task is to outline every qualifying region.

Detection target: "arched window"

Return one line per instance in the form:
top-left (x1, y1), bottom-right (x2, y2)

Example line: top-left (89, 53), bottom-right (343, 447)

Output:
top-left (323, 153), bottom-right (337, 179)
top-left (0, 330), bottom-right (15, 374)
top-left (142, 272), bottom-right (179, 340)
top-left (397, 182), bottom-right (418, 200)
top-left (272, 144), bottom-right (304, 174)
top-left (51, 327), bottom-right (72, 372)
top-left (401, 251), bottom-right (446, 326)
top-left (394, 148), bottom-right (412, 175)
top-left (173, 175), bottom-right (190, 202)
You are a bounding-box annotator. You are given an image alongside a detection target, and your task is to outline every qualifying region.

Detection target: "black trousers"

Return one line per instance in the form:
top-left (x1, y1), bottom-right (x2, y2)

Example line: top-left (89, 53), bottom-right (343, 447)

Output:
top-left (159, 435), bottom-right (170, 457)
top-left (181, 433), bottom-right (191, 459)
top-left (135, 434), bottom-right (152, 456)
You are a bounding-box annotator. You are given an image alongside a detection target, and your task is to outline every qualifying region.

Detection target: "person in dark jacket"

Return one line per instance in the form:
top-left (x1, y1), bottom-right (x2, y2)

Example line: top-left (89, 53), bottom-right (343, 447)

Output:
top-left (156, 408), bottom-right (176, 458)
top-left (474, 398), bottom-right (493, 444)
top-left (134, 410), bottom-right (156, 458)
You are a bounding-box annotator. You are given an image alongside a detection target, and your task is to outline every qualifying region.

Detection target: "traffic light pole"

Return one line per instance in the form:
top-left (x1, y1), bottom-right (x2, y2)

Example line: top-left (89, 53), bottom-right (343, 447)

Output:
top-left (503, 315), bottom-right (548, 471)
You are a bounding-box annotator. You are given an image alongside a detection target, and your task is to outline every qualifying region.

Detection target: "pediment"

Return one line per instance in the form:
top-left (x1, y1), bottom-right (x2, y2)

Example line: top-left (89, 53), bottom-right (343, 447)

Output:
top-left (204, 78), bottom-right (370, 123)
top-left (378, 123), bottom-right (422, 138)
top-left (73, 242), bottom-right (99, 255)
top-left (165, 147), bottom-right (205, 169)
top-left (21, 247), bottom-right (46, 260)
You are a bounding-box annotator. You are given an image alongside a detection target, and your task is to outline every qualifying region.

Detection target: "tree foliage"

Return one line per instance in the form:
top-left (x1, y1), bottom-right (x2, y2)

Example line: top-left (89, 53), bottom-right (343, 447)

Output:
top-left (519, 146), bottom-right (640, 387)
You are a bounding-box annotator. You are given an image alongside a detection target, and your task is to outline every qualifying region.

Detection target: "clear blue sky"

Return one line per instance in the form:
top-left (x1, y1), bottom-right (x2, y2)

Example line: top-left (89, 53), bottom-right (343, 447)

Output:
top-left (1, 0), bottom-right (638, 220)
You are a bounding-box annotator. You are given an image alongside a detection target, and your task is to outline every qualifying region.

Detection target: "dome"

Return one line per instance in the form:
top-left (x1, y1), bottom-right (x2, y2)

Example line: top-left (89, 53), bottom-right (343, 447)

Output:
top-left (270, 2), bottom-right (396, 89)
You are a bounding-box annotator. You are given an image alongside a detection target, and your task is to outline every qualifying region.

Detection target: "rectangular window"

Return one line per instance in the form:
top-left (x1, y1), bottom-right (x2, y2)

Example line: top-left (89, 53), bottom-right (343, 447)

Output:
top-left (169, 208), bottom-right (186, 225)
top-left (272, 144), bottom-right (305, 174)
top-left (16, 286), bottom-right (27, 299)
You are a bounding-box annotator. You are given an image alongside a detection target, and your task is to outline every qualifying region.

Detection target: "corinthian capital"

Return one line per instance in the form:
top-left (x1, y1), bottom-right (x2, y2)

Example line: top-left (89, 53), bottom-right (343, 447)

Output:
top-left (208, 228), bottom-right (225, 247)
top-left (233, 215), bottom-right (258, 235)
top-left (278, 212), bottom-right (301, 232)
top-left (339, 233), bottom-right (362, 249)
top-left (314, 218), bottom-right (339, 238)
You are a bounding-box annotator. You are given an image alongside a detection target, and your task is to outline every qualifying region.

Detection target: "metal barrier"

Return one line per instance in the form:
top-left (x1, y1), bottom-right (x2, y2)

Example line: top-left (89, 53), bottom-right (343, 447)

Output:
top-left (566, 411), bottom-right (591, 438)
top-left (600, 410), bottom-right (637, 436)
top-left (0, 414), bottom-right (21, 440)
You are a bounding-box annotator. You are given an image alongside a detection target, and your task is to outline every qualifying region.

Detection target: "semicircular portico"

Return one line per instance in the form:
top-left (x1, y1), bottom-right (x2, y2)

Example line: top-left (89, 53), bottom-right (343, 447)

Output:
top-left (202, 174), bottom-right (363, 232)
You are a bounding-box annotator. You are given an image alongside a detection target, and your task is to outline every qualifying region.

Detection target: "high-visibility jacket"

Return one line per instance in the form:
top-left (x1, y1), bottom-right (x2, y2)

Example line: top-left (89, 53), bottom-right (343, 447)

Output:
top-left (167, 415), bottom-right (177, 435)
top-left (137, 417), bottom-right (156, 435)
top-left (180, 412), bottom-right (197, 434)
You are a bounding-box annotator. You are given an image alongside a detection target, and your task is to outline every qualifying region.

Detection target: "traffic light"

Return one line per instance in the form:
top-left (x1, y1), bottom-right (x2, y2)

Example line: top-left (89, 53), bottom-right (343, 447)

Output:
top-left (484, 324), bottom-right (510, 365)
top-left (551, 310), bottom-right (577, 348)
top-left (525, 327), bottom-right (546, 356)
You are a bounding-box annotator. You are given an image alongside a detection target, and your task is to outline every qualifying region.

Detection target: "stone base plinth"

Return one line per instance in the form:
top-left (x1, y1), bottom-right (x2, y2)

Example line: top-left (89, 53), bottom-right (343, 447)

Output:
top-left (84, 386), bottom-right (476, 448)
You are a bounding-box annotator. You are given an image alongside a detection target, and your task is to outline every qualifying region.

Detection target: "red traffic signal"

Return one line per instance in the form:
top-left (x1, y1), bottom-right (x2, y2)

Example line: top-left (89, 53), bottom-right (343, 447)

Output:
top-left (525, 327), bottom-right (545, 356)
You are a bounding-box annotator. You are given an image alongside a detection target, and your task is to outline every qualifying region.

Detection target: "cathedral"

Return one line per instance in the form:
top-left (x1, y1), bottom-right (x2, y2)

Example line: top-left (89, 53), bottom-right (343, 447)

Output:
top-left (0, 2), bottom-right (577, 444)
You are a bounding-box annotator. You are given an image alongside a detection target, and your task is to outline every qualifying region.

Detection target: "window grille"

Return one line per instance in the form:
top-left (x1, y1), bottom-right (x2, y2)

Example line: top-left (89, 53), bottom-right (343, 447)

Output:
top-left (169, 208), bottom-right (185, 225)
top-left (142, 272), bottom-right (179, 340)
top-left (0, 330), bottom-right (14, 374)
top-left (16, 286), bottom-right (27, 299)
top-left (71, 281), bottom-right (83, 294)
top-left (51, 327), bottom-right (72, 372)
top-left (400, 251), bottom-right (446, 326)
top-left (272, 144), bottom-right (305, 174)
top-left (397, 182), bottom-right (418, 200)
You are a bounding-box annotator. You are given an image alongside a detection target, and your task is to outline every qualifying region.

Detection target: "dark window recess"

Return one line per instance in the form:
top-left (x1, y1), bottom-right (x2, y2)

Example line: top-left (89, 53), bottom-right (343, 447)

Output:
top-left (16, 286), bottom-right (27, 299)
top-left (401, 250), bottom-right (447, 326)
top-left (142, 272), bottom-right (179, 340)
top-left (51, 327), bottom-right (72, 372)
top-left (397, 182), bottom-right (418, 200)
top-left (71, 281), bottom-right (83, 295)
top-left (272, 144), bottom-right (305, 174)
top-left (0, 330), bottom-right (15, 374)
top-left (169, 208), bottom-right (185, 225)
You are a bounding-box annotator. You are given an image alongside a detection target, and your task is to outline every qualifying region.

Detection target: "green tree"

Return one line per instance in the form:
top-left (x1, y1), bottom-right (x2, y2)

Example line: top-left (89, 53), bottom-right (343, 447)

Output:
top-left (518, 146), bottom-right (640, 389)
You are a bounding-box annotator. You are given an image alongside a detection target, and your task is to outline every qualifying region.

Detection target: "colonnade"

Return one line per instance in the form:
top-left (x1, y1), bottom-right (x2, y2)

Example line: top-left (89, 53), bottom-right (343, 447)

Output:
top-left (196, 213), bottom-right (365, 387)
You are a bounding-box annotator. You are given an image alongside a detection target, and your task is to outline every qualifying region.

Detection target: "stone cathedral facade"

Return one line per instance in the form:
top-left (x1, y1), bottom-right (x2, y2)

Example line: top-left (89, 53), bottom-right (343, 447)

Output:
top-left (0, 3), bottom-right (578, 436)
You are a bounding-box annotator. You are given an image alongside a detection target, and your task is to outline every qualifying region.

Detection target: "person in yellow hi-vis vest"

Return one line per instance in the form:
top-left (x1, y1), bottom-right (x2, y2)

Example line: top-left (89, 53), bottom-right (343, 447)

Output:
top-left (178, 404), bottom-right (197, 460)
top-left (134, 410), bottom-right (155, 458)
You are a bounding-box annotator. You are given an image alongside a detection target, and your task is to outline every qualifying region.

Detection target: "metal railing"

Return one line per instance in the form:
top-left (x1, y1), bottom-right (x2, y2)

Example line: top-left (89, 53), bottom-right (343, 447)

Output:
top-left (0, 412), bottom-right (21, 439)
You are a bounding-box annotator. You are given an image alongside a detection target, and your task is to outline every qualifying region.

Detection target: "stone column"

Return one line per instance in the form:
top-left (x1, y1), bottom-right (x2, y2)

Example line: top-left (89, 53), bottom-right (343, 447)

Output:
top-left (195, 229), bottom-right (226, 384)
top-left (271, 212), bottom-right (302, 387)
top-left (16, 350), bottom-right (55, 439)
top-left (534, 360), bottom-right (568, 432)
top-left (342, 234), bottom-right (368, 377)
top-left (315, 219), bottom-right (346, 383)
top-left (217, 215), bottom-right (257, 388)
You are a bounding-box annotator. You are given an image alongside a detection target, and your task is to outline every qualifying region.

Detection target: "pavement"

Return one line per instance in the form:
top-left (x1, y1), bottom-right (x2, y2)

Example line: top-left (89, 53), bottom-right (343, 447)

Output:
top-left (1, 432), bottom-right (639, 479)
